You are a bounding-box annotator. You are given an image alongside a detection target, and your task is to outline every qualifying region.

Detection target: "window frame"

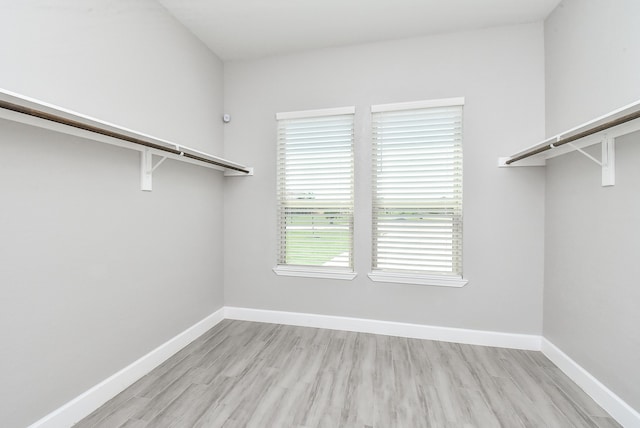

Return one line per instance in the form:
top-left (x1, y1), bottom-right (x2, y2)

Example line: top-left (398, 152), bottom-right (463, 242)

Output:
top-left (273, 106), bottom-right (357, 280)
top-left (368, 98), bottom-right (468, 287)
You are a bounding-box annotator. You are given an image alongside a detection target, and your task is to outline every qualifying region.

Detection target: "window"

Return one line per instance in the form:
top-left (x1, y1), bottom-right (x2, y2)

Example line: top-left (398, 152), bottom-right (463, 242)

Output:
top-left (369, 98), bottom-right (467, 287)
top-left (274, 107), bottom-right (356, 280)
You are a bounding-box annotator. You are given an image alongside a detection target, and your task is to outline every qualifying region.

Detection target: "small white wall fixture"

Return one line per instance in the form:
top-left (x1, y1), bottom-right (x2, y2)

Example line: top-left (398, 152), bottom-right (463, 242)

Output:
top-left (499, 100), bottom-right (640, 187)
top-left (0, 88), bottom-right (254, 191)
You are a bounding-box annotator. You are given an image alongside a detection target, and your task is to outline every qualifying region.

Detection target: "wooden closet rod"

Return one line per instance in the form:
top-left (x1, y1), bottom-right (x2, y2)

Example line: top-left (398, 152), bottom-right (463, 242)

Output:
top-left (0, 99), bottom-right (251, 174)
top-left (506, 109), bottom-right (640, 165)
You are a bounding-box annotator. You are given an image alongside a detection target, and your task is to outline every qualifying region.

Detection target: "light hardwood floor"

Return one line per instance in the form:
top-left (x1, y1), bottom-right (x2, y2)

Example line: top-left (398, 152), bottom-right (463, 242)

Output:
top-left (74, 320), bottom-right (620, 427)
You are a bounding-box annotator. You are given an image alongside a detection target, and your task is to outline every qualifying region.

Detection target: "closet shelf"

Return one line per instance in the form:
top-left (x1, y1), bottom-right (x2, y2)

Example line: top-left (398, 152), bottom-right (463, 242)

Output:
top-left (0, 88), bottom-right (253, 191)
top-left (498, 99), bottom-right (640, 186)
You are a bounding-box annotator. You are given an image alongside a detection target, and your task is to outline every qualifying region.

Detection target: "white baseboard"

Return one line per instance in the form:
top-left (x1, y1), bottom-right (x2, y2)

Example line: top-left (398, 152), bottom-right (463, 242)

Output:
top-left (541, 338), bottom-right (640, 428)
top-left (29, 306), bottom-right (636, 428)
top-left (28, 308), bottom-right (225, 428)
top-left (224, 306), bottom-right (542, 351)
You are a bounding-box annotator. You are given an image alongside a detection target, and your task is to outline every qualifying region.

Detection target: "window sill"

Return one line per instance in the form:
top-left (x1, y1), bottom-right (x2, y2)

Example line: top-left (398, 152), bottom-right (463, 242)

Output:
top-left (368, 271), bottom-right (468, 287)
top-left (273, 266), bottom-right (357, 281)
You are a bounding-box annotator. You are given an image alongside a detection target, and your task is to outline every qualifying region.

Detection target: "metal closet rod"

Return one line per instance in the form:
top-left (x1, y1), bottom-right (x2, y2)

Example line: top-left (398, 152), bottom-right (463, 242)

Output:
top-left (506, 109), bottom-right (640, 165)
top-left (0, 99), bottom-right (251, 174)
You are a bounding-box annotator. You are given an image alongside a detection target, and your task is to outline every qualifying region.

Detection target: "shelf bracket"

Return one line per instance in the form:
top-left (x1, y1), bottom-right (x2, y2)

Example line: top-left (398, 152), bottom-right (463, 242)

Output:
top-left (140, 148), bottom-right (170, 191)
top-left (566, 135), bottom-right (614, 187)
top-left (602, 134), bottom-right (615, 187)
top-left (566, 142), bottom-right (603, 166)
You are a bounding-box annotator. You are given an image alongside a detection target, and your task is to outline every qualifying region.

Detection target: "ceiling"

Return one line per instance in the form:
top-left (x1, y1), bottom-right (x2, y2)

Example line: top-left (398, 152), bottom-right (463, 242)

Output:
top-left (158, 0), bottom-right (561, 61)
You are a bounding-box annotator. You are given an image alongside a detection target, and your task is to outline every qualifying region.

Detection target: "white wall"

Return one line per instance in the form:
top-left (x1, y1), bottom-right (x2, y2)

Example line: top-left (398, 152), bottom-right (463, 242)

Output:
top-left (544, 0), bottom-right (640, 411)
top-left (223, 23), bottom-right (546, 334)
top-left (0, 1), bottom-right (226, 426)
top-left (545, 0), bottom-right (640, 136)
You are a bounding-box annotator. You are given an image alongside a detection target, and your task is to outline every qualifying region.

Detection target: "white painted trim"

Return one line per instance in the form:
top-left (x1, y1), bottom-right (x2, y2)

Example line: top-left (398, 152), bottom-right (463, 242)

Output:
top-left (273, 265), bottom-right (357, 280)
top-left (28, 308), bottom-right (226, 428)
top-left (224, 307), bottom-right (540, 351)
top-left (368, 271), bottom-right (468, 287)
top-left (541, 338), bottom-right (640, 428)
top-left (371, 97), bottom-right (465, 112)
top-left (30, 308), bottom-right (636, 428)
top-left (276, 106), bottom-right (355, 120)
top-left (224, 167), bottom-right (254, 177)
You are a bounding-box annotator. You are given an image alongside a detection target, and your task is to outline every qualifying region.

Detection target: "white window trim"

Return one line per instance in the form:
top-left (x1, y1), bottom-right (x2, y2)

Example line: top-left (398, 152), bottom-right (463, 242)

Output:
top-left (371, 97), bottom-right (466, 285)
top-left (368, 271), bottom-right (468, 287)
top-left (275, 106), bottom-right (356, 277)
top-left (276, 106), bottom-right (355, 120)
top-left (273, 265), bottom-right (357, 281)
top-left (371, 97), bottom-right (465, 113)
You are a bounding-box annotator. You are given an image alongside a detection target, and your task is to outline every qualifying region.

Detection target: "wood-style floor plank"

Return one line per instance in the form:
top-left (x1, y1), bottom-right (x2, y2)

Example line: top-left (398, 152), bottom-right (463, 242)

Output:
top-left (74, 320), bottom-right (622, 428)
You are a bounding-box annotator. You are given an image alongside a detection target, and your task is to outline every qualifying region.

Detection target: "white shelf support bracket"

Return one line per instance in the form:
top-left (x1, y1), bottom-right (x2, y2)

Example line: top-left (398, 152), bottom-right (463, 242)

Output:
top-left (566, 137), bottom-right (615, 187)
top-left (151, 155), bottom-right (168, 173)
top-left (140, 149), bottom-right (170, 191)
top-left (139, 148), bottom-right (162, 192)
top-left (602, 134), bottom-right (615, 187)
top-left (566, 142), bottom-right (603, 167)
top-left (140, 148), bottom-right (153, 191)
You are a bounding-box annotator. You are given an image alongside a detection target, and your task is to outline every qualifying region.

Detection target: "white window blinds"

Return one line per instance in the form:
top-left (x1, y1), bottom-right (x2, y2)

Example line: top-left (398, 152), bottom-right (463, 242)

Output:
top-left (276, 107), bottom-right (355, 270)
top-left (371, 99), bottom-right (464, 278)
